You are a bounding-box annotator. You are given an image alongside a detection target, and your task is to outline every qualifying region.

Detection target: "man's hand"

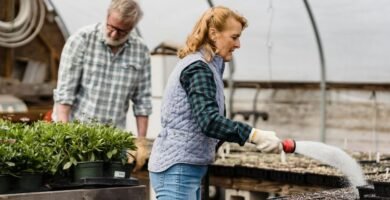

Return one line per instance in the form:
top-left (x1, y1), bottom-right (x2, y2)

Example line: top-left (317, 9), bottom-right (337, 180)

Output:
top-left (249, 129), bottom-right (282, 153)
top-left (132, 137), bottom-right (148, 172)
top-left (54, 103), bottom-right (71, 123)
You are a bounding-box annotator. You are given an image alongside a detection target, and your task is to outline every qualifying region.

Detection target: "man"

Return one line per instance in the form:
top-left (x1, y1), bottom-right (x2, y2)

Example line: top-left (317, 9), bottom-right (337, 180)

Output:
top-left (53, 0), bottom-right (151, 171)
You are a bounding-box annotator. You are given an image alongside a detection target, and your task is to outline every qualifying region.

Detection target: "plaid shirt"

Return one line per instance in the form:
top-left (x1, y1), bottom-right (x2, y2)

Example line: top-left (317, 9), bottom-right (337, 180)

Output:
top-left (180, 61), bottom-right (251, 145)
top-left (54, 23), bottom-right (152, 128)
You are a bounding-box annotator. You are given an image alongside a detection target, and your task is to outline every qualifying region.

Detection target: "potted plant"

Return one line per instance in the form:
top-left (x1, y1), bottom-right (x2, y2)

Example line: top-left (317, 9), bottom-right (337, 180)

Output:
top-left (0, 140), bottom-right (16, 194)
top-left (99, 125), bottom-right (136, 178)
top-left (0, 120), bottom-right (20, 193)
top-left (59, 121), bottom-right (136, 182)
top-left (10, 123), bottom-right (61, 192)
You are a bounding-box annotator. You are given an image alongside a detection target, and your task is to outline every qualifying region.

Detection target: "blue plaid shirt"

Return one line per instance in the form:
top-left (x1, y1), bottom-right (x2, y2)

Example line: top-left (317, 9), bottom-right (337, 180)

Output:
top-left (54, 23), bottom-right (152, 128)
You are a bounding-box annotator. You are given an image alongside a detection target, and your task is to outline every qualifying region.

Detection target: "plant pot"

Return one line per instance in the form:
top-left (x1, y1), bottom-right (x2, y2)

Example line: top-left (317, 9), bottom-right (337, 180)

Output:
top-left (0, 174), bottom-right (11, 194)
top-left (104, 162), bottom-right (134, 179)
top-left (73, 161), bottom-right (104, 182)
top-left (17, 173), bottom-right (43, 192)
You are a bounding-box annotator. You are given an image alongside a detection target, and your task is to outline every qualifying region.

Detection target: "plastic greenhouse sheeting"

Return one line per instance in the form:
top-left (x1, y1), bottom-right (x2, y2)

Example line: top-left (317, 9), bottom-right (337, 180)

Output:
top-left (51, 0), bottom-right (390, 83)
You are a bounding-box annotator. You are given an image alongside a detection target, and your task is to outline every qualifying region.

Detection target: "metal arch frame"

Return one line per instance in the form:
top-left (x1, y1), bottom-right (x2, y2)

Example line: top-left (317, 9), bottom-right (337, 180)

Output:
top-left (207, 0), bottom-right (214, 7)
top-left (303, 0), bottom-right (327, 142)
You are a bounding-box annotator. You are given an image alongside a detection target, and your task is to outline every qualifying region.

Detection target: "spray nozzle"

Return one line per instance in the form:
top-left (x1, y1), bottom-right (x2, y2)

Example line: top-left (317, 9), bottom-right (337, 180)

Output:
top-left (282, 139), bottom-right (296, 153)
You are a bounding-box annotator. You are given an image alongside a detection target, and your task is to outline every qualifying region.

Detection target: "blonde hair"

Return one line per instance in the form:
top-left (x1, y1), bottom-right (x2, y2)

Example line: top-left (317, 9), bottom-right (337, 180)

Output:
top-left (178, 6), bottom-right (248, 62)
top-left (108, 0), bottom-right (143, 25)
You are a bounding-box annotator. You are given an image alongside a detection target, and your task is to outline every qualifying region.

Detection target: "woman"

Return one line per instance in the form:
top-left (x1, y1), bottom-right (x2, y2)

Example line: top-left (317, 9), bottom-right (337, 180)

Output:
top-left (148, 6), bottom-right (281, 199)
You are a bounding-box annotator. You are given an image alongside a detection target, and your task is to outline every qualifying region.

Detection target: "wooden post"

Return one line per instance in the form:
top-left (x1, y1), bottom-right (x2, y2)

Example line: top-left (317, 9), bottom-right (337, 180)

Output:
top-left (39, 33), bottom-right (60, 82)
top-left (4, 49), bottom-right (14, 78)
top-left (2, 0), bottom-right (15, 78)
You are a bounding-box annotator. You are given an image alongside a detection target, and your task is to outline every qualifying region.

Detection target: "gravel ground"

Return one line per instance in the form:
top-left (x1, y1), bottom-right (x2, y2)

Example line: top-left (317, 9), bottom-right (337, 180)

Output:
top-left (268, 187), bottom-right (359, 200)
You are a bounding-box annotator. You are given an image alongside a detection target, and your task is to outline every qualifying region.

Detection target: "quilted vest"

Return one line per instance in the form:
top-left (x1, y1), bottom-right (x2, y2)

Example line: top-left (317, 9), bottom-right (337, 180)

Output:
top-left (148, 51), bottom-right (225, 172)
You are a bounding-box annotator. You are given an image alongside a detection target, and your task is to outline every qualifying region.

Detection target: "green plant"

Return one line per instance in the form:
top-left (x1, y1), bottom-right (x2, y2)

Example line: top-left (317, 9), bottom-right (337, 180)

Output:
top-left (98, 124), bottom-right (136, 164)
top-left (0, 119), bottom-right (136, 176)
top-left (27, 121), bottom-right (66, 175)
top-left (0, 120), bottom-right (18, 175)
top-left (0, 143), bottom-right (16, 175)
top-left (0, 120), bottom-right (61, 176)
top-left (11, 124), bottom-right (59, 175)
top-left (61, 122), bottom-right (136, 170)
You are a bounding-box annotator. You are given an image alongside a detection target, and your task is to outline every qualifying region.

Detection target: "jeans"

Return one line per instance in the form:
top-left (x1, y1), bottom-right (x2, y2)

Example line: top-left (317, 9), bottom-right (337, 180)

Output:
top-left (149, 164), bottom-right (208, 200)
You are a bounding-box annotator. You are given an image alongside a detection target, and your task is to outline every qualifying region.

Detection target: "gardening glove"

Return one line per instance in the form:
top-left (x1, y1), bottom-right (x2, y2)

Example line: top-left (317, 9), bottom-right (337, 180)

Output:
top-left (133, 137), bottom-right (148, 172)
top-left (249, 128), bottom-right (282, 153)
top-left (127, 149), bottom-right (136, 164)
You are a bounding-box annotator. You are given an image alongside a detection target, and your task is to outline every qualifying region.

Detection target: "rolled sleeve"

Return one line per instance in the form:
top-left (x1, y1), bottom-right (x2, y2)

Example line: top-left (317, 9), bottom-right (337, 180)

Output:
top-left (132, 50), bottom-right (152, 116)
top-left (53, 34), bottom-right (85, 105)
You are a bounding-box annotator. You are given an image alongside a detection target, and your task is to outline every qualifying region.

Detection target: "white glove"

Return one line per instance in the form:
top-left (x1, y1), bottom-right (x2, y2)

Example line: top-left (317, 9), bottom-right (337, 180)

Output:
top-left (248, 128), bottom-right (282, 153)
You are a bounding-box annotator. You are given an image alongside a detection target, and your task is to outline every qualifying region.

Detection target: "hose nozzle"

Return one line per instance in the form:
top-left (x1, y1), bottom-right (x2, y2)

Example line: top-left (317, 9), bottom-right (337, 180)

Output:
top-left (281, 139), bottom-right (296, 153)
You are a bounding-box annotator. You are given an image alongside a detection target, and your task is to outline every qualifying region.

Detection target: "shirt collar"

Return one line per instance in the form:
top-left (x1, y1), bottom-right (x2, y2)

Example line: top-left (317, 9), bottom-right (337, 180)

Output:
top-left (198, 48), bottom-right (225, 76)
top-left (211, 54), bottom-right (225, 76)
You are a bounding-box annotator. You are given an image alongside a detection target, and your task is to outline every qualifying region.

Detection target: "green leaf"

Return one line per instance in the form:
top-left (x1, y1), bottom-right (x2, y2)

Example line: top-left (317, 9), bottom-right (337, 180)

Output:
top-left (63, 162), bottom-right (72, 170)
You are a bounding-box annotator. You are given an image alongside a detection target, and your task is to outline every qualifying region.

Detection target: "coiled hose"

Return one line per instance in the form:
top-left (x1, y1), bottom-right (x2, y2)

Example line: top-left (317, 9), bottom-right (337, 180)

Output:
top-left (0, 0), bottom-right (45, 48)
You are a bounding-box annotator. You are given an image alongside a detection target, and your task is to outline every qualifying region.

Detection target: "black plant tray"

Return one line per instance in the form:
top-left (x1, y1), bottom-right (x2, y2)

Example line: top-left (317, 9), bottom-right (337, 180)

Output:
top-left (208, 164), bottom-right (235, 177)
top-left (357, 185), bottom-right (375, 199)
top-left (285, 171), bottom-right (306, 185)
top-left (235, 166), bottom-right (269, 180)
top-left (267, 170), bottom-right (306, 185)
top-left (373, 181), bottom-right (390, 197)
top-left (1, 186), bottom-right (50, 195)
top-left (49, 177), bottom-right (139, 190)
top-left (268, 170), bottom-right (288, 182)
top-left (305, 173), bottom-right (347, 188)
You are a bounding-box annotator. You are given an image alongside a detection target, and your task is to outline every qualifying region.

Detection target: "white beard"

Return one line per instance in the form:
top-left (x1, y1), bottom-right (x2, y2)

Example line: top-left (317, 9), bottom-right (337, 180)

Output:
top-left (102, 23), bottom-right (130, 46)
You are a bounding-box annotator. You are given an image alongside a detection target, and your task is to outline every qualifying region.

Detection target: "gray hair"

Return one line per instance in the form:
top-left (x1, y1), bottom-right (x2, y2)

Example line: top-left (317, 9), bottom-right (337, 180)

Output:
top-left (108, 0), bottom-right (143, 25)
